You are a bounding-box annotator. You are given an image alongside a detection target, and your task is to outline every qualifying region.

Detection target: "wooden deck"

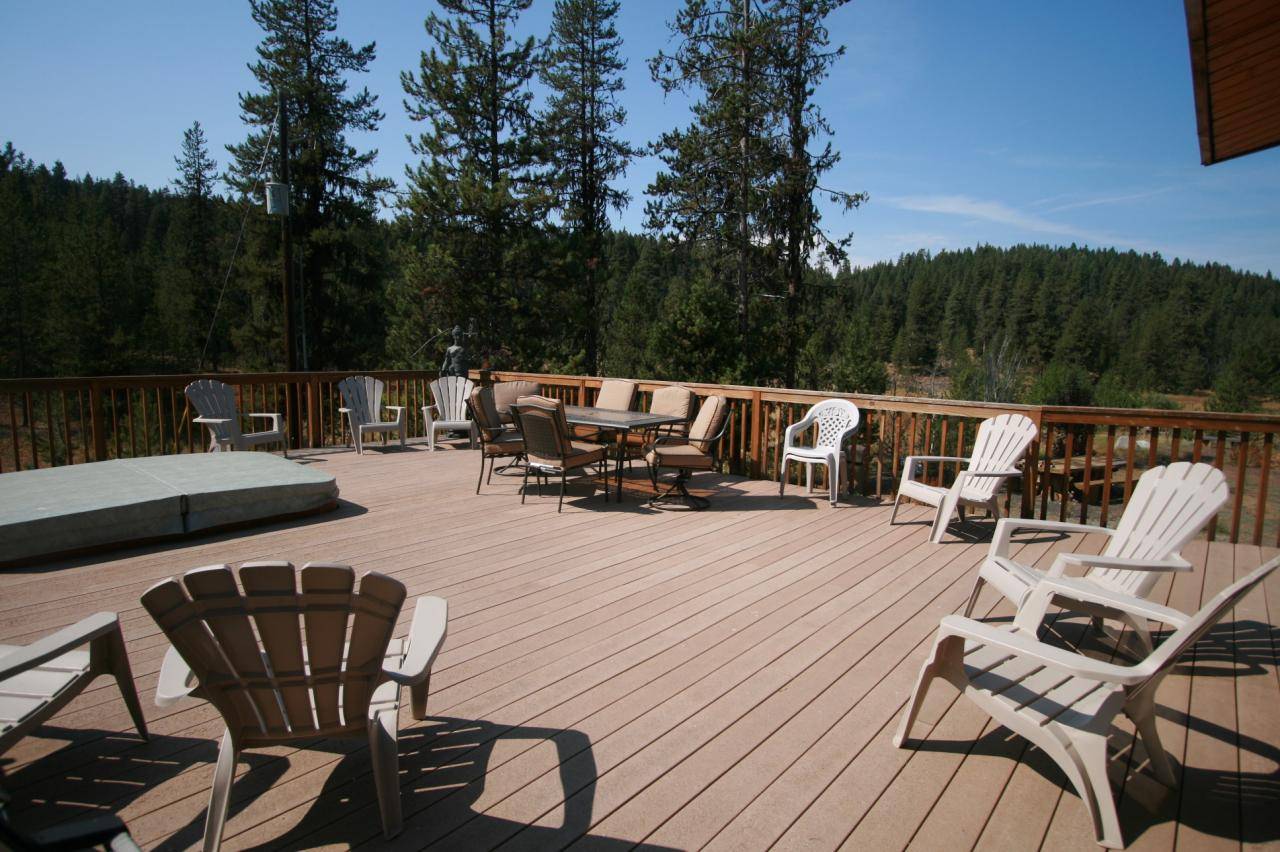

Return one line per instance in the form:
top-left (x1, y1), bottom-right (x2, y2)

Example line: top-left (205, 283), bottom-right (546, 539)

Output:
top-left (1, 443), bottom-right (1277, 851)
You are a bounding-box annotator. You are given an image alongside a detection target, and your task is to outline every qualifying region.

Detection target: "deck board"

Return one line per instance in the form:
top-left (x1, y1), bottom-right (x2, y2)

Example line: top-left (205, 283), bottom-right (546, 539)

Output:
top-left (0, 443), bottom-right (1275, 850)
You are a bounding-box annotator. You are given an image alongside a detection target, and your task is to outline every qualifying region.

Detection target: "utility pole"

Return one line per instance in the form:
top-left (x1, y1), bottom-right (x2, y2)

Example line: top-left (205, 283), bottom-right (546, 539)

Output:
top-left (279, 91), bottom-right (296, 374)
top-left (278, 91), bottom-right (300, 449)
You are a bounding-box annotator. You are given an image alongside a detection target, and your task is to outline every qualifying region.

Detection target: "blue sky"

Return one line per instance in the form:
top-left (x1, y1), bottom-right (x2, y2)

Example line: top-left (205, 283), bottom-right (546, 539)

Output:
top-left (4, 0), bottom-right (1278, 274)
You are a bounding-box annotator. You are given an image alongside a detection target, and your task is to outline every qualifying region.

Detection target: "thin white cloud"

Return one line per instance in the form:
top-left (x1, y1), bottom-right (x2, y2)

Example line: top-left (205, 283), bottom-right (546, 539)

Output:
top-left (1045, 187), bottom-right (1174, 213)
top-left (884, 194), bottom-right (1103, 241)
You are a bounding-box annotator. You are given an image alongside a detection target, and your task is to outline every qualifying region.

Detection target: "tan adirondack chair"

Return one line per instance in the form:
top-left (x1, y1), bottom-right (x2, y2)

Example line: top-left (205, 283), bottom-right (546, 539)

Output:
top-left (965, 461), bottom-right (1230, 654)
top-left (0, 613), bottom-right (147, 756)
top-left (423, 375), bottom-right (477, 451)
top-left (142, 562), bottom-right (448, 850)
top-left (338, 375), bottom-right (406, 454)
top-left (185, 379), bottom-right (287, 456)
top-left (897, 555), bottom-right (1279, 848)
top-left (891, 413), bottom-right (1038, 543)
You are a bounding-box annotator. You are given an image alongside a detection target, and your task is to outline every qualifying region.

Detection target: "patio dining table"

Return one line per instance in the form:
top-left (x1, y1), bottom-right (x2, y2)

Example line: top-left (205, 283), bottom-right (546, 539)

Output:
top-left (563, 405), bottom-right (688, 501)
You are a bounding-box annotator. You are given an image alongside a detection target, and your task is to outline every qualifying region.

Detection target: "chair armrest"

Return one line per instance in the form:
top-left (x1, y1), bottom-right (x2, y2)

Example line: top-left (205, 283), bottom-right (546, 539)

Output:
top-left (246, 412), bottom-right (281, 420)
top-left (247, 412), bottom-right (284, 432)
top-left (1014, 576), bottom-right (1190, 634)
top-left (782, 412), bottom-right (818, 448)
top-left (905, 455), bottom-right (970, 465)
top-left (989, 517), bottom-right (1114, 560)
top-left (1052, 552), bottom-right (1192, 576)
top-left (383, 596), bottom-right (447, 687)
top-left (385, 406), bottom-right (406, 411)
top-left (193, 416), bottom-right (232, 425)
top-left (937, 615), bottom-right (1145, 685)
top-left (960, 468), bottom-right (1022, 478)
top-left (0, 612), bottom-right (119, 681)
top-left (155, 645), bottom-right (200, 707)
top-left (338, 407), bottom-right (352, 414)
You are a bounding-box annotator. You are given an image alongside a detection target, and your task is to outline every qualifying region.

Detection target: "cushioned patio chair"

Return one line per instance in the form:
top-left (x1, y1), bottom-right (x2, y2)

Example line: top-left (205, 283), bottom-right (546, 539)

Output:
top-left (338, 375), bottom-right (406, 454)
top-left (778, 399), bottom-right (861, 506)
top-left (423, 375), bottom-right (477, 451)
top-left (891, 413), bottom-right (1038, 543)
top-left (492, 381), bottom-right (541, 426)
top-left (0, 613), bottom-right (147, 757)
top-left (142, 562), bottom-right (447, 850)
top-left (186, 379), bottom-right (287, 456)
top-left (896, 555), bottom-right (1279, 849)
top-left (964, 461), bottom-right (1230, 655)
top-left (575, 378), bottom-right (638, 440)
top-left (624, 385), bottom-right (695, 462)
top-left (468, 385), bottom-right (525, 493)
top-left (512, 395), bottom-right (607, 512)
top-left (645, 395), bottom-right (729, 510)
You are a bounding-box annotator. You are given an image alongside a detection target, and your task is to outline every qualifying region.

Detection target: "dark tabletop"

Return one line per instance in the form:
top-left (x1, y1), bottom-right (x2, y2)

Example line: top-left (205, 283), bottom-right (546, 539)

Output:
top-left (563, 405), bottom-right (686, 432)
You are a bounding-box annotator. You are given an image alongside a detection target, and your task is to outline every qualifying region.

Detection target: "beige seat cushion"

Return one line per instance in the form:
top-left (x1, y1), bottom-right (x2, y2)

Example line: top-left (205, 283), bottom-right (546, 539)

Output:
top-left (483, 436), bottom-right (524, 456)
top-left (564, 441), bottom-right (607, 469)
top-left (646, 443), bottom-right (715, 470)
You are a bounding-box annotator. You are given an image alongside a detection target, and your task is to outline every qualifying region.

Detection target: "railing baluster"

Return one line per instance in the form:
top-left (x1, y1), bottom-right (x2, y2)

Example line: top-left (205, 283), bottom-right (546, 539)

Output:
top-left (1059, 427), bottom-right (1074, 522)
top-left (1256, 433), bottom-right (1273, 547)
top-left (1207, 430), bottom-right (1227, 541)
top-left (1121, 425), bottom-right (1138, 505)
top-left (44, 391), bottom-right (56, 467)
top-left (1100, 426), bottom-right (1117, 527)
top-left (1230, 433), bottom-right (1250, 543)
top-left (1079, 425), bottom-right (1095, 525)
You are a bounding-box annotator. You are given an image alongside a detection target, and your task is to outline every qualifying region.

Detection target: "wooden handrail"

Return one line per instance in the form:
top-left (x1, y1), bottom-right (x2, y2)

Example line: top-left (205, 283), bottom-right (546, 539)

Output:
top-left (3, 368), bottom-right (1277, 544)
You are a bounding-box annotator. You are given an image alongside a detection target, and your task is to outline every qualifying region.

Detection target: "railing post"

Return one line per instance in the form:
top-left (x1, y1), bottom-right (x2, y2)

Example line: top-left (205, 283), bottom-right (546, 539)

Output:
top-left (578, 378), bottom-right (586, 406)
top-left (749, 390), bottom-right (762, 479)
top-left (89, 381), bottom-right (107, 462)
top-left (308, 377), bottom-right (322, 448)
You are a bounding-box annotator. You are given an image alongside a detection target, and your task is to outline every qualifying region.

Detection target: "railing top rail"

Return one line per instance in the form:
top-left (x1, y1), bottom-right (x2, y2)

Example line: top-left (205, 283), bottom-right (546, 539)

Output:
top-left (3, 368), bottom-right (1278, 432)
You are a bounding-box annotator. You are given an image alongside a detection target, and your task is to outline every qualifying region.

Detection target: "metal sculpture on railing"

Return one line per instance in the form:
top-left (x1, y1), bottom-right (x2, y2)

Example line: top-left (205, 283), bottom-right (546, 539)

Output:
top-left (440, 325), bottom-right (471, 378)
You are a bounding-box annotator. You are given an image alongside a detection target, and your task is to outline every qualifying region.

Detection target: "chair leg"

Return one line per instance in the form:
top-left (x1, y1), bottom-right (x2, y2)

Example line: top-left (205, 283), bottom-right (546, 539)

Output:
top-left (930, 490), bottom-right (961, 544)
top-left (476, 453), bottom-right (485, 494)
top-left (893, 635), bottom-right (962, 747)
top-left (487, 455), bottom-right (496, 484)
top-left (963, 574), bottom-right (986, 617)
top-left (98, 627), bottom-right (147, 740)
top-left (558, 472), bottom-right (566, 513)
top-left (779, 459), bottom-right (787, 499)
top-left (203, 728), bottom-right (238, 852)
top-left (521, 465), bottom-right (530, 504)
top-left (1074, 729), bottom-right (1125, 849)
top-left (410, 673), bottom-right (431, 721)
top-left (890, 489), bottom-right (903, 524)
top-left (805, 462), bottom-right (813, 493)
top-left (399, 423), bottom-right (406, 448)
top-left (368, 709), bottom-right (403, 839)
top-left (429, 426), bottom-right (437, 452)
top-left (828, 460), bottom-right (838, 507)
top-left (1127, 691), bottom-right (1177, 787)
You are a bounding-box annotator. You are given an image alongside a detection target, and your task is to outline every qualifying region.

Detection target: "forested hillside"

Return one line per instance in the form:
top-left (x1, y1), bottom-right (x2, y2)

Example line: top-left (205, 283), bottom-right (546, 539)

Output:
top-left (2, 145), bottom-right (1276, 409)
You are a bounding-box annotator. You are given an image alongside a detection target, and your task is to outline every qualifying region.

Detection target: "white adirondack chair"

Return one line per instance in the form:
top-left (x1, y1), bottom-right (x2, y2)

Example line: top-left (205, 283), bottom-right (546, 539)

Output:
top-left (896, 555), bottom-right (1279, 848)
top-left (338, 375), bottom-right (406, 454)
top-left (964, 461), bottom-right (1230, 654)
top-left (1, 612), bottom-right (147, 756)
top-left (142, 562), bottom-right (448, 850)
top-left (423, 376), bottom-right (477, 451)
top-left (778, 399), bottom-right (861, 506)
top-left (185, 380), bottom-right (287, 456)
top-left (892, 413), bottom-right (1038, 543)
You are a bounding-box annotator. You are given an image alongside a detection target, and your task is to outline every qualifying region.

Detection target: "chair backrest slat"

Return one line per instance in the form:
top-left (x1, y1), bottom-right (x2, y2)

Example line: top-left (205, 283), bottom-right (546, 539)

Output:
top-left (963, 414), bottom-right (1038, 500)
top-left (431, 376), bottom-right (474, 422)
top-left (1134, 556), bottom-right (1279, 693)
top-left (342, 571), bottom-right (406, 719)
top-left (185, 380), bottom-right (243, 444)
top-left (182, 567), bottom-right (288, 735)
top-left (338, 376), bottom-right (385, 427)
top-left (1093, 462), bottom-right (1230, 596)
top-left (595, 379), bottom-right (637, 412)
top-left (239, 562), bottom-right (313, 731)
top-left (300, 565), bottom-right (355, 729)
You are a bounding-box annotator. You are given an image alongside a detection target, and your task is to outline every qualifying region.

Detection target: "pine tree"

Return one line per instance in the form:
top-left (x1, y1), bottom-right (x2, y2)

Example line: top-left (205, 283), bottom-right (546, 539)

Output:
top-left (227, 0), bottom-right (392, 370)
top-left (396, 0), bottom-right (545, 366)
top-left (647, 0), bottom-right (779, 373)
top-left (540, 0), bottom-right (637, 375)
top-left (764, 0), bottom-right (865, 387)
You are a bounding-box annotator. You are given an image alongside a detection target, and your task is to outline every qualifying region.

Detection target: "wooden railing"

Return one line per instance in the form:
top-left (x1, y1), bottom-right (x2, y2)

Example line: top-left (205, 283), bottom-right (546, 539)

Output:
top-left (3, 369), bottom-right (1278, 545)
